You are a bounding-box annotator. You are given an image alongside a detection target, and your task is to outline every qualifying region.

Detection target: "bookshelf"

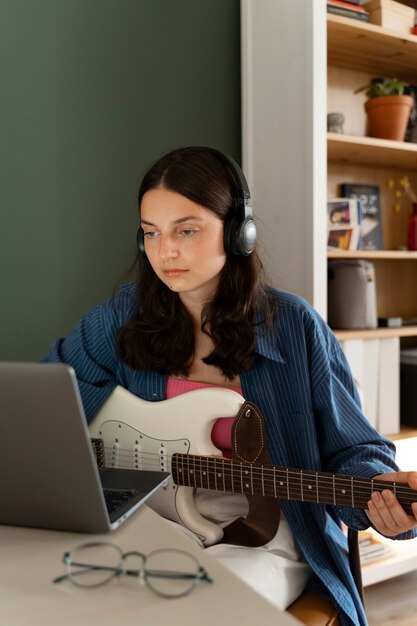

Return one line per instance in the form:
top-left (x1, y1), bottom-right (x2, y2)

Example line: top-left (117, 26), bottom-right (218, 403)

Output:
top-left (327, 15), bottom-right (417, 337)
top-left (327, 12), bottom-right (417, 440)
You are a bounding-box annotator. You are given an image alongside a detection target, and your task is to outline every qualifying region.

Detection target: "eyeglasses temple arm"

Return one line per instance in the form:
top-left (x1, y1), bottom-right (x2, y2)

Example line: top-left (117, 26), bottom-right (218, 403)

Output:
top-left (53, 563), bottom-right (122, 584)
top-left (143, 567), bottom-right (214, 584)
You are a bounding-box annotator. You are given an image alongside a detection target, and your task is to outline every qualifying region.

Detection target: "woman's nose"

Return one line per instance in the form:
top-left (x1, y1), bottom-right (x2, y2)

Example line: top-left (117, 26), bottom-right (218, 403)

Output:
top-left (158, 236), bottom-right (179, 260)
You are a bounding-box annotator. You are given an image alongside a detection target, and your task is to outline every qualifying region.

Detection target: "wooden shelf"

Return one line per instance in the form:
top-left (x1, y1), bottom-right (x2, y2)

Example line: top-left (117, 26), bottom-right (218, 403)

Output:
top-left (327, 132), bottom-right (417, 169)
top-left (327, 250), bottom-right (417, 260)
top-left (327, 14), bottom-right (417, 82)
top-left (334, 326), bottom-right (417, 340)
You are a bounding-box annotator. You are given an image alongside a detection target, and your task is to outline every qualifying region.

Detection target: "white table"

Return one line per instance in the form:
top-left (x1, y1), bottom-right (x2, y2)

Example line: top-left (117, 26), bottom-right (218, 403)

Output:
top-left (0, 505), bottom-right (301, 626)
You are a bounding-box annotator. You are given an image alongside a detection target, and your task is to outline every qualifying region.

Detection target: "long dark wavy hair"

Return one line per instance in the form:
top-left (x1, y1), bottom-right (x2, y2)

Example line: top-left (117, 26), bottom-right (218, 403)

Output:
top-left (116, 146), bottom-right (272, 379)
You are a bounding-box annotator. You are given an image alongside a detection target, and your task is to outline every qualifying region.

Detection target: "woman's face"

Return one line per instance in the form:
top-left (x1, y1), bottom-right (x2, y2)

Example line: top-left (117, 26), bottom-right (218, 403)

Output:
top-left (140, 188), bottom-right (227, 305)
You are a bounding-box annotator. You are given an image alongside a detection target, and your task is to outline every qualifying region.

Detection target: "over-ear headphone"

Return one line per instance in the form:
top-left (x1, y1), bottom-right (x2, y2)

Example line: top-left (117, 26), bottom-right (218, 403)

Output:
top-left (137, 149), bottom-right (257, 257)
top-left (220, 153), bottom-right (257, 257)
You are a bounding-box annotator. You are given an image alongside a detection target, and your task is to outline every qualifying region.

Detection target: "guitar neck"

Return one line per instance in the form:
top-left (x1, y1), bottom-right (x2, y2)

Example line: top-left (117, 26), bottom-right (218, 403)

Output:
top-left (172, 453), bottom-right (415, 515)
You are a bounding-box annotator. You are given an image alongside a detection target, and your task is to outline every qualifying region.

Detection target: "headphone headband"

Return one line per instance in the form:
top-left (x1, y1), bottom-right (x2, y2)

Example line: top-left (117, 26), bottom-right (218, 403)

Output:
top-left (220, 153), bottom-right (251, 205)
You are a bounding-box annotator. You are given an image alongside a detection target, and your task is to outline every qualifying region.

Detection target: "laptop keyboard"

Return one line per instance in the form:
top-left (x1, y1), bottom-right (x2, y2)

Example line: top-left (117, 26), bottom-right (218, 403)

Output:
top-left (103, 488), bottom-right (143, 515)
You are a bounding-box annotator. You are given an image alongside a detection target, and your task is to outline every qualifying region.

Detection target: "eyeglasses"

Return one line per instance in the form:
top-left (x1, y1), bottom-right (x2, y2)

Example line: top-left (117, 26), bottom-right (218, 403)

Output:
top-left (53, 542), bottom-right (213, 598)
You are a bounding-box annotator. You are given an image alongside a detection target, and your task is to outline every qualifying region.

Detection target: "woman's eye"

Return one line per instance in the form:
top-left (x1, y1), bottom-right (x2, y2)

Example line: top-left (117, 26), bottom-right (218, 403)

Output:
top-left (180, 229), bottom-right (196, 237)
top-left (144, 231), bottom-right (157, 238)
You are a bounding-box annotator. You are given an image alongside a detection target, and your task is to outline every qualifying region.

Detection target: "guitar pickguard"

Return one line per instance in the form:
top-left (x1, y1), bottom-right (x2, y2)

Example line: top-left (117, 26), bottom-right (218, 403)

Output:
top-left (93, 419), bottom-right (190, 523)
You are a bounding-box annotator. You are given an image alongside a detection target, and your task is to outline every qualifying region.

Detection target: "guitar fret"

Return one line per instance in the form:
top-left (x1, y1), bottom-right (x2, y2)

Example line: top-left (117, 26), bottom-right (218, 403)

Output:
top-left (316, 472), bottom-right (319, 503)
top-left (222, 459), bottom-right (226, 492)
top-left (261, 465), bottom-right (265, 497)
top-left (286, 468), bottom-right (290, 500)
top-left (333, 474), bottom-right (336, 505)
top-left (206, 456), bottom-right (210, 490)
top-left (301, 470), bottom-right (304, 501)
top-left (273, 467), bottom-right (277, 499)
top-left (214, 459), bottom-right (218, 491)
top-left (231, 461), bottom-right (235, 492)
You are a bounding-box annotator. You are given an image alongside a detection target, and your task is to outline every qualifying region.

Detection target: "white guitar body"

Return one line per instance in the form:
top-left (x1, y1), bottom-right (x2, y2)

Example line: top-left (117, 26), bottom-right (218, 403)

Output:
top-left (89, 385), bottom-right (244, 546)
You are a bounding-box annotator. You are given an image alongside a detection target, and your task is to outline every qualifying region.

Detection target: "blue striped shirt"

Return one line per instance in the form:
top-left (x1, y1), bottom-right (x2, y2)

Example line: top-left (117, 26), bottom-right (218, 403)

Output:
top-left (44, 283), bottom-right (413, 626)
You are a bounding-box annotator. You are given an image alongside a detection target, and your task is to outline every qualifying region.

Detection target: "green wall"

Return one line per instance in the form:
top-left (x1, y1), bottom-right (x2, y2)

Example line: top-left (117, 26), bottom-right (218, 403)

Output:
top-left (0, 0), bottom-right (241, 361)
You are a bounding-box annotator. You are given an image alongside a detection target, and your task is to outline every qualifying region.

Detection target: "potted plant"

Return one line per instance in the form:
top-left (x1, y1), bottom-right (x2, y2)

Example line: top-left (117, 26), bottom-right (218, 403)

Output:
top-left (356, 78), bottom-right (413, 142)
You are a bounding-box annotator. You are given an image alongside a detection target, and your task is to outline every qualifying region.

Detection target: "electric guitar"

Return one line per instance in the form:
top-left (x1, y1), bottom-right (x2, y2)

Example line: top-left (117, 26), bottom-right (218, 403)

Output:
top-left (89, 385), bottom-right (416, 547)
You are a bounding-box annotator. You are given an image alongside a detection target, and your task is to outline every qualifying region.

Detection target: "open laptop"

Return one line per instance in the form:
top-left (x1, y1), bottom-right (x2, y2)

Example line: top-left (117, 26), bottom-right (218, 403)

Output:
top-left (0, 362), bottom-right (170, 533)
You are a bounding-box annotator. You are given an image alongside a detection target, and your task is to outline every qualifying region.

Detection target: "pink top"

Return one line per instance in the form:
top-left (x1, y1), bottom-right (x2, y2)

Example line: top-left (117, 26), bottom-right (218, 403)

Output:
top-left (166, 378), bottom-right (243, 458)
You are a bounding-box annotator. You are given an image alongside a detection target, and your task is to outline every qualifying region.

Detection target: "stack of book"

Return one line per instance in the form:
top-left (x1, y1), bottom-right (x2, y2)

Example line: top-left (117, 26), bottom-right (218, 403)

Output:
top-left (327, 0), bottom-right (370, 22)
top-left (327, 197), bottom-right (362, 250)
top-left (359, 531), bottom-right (393, 565)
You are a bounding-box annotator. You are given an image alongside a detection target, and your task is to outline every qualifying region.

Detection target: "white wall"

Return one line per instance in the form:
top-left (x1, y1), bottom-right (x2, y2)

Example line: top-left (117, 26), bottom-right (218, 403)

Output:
top-left (241, 0), bottom-right (328, 316)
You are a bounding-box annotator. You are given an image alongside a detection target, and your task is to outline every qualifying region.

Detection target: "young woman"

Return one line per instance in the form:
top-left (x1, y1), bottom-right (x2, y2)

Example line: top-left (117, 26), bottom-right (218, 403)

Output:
top-left (44, 147), bottom-right (417, 626)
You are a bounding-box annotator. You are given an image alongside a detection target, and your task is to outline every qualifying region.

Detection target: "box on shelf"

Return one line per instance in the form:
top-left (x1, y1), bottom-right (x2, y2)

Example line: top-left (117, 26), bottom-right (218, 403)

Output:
top-left (400, 349), bottom-right (417, 427)
top-left (363, 0), bottom-right (415, 34)
top-left (328, 260), bottom-right (378, 329)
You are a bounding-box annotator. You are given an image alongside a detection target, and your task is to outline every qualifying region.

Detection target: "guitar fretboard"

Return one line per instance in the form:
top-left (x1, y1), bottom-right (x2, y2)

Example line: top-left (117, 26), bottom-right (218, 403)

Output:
top-left (172, 453), bottom-right (415, 514)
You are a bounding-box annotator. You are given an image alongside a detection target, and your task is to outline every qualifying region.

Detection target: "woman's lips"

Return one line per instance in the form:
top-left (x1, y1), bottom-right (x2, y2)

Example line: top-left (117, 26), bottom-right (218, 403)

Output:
top-left (163, 269), bottom-right (188, 277)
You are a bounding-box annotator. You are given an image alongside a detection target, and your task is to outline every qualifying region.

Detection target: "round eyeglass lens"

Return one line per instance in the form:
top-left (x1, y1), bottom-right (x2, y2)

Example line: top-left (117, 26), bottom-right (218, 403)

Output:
top-left (144, 549), bottom-right (201, 597)
top-left (68, 543), bottom-right (122, 587)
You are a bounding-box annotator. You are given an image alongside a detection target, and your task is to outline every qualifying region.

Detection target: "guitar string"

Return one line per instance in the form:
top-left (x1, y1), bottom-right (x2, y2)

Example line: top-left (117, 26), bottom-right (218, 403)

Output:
top-left (100, 458), bottom-right (416, 507)
top-left (96, 446), bottom-right (417, 504)
top-left (98, 445), bottom-right (413, 491)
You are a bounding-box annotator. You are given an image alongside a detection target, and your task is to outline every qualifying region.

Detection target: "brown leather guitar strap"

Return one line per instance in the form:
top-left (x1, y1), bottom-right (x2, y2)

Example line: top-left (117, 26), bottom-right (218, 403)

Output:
top-left (221, 401), bottom-right (281, 547)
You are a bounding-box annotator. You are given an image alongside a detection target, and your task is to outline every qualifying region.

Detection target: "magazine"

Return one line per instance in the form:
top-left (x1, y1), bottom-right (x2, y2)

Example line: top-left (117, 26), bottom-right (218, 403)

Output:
top-left (340, 183), bottom-right (383, 250)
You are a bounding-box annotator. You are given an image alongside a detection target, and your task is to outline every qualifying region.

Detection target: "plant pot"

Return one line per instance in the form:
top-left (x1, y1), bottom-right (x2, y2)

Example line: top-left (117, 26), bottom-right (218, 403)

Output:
top-left (364, 94), bottom-right (413, 141)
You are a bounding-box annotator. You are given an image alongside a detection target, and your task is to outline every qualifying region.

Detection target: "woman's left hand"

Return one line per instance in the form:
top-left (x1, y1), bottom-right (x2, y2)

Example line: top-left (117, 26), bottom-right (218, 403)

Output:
top-left (365, 471), bottom-right (417, 536)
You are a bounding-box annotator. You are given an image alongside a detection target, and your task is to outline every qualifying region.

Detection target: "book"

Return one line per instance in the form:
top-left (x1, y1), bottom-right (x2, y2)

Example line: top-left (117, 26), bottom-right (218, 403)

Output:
top-left (340, 183), bottom-right (383, 250)
top-left (327, 6), bottom-right (370, 21)
top-left (327, 198), bottom-right (361, 251)
top-left (327, 0), bottom-right (367, 13)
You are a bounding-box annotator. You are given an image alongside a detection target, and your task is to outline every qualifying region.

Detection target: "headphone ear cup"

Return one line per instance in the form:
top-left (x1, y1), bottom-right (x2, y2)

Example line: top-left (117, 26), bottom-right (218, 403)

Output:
top-left (137, 227), bottom-right (145, 255)
top-left (239, 215), bottom-right (257, 256)
top-left (224, 214), bottom-right (257, 256)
